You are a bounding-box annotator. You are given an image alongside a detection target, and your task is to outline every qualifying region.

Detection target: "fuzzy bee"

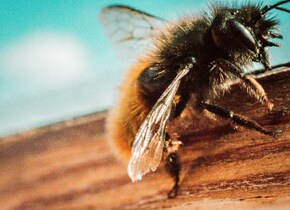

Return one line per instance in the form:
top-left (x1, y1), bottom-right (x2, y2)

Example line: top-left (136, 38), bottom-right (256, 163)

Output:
top-left (100, 0), bottom-right (290, 198)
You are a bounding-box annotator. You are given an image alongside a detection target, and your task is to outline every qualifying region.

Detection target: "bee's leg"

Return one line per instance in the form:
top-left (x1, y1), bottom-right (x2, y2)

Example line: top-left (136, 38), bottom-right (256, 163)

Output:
top-left (240, 74), bottom-right (273, 110)
top-left (165, 135), bottom-right (182, 198)
top-left (209, 58), bottom-right (273, 110)
top-left (200, 101), bottom-right (282, 138)
top-left (174, 93), bottom-right (190, 118)
top-left (166, 151), bottom-right (181, 198)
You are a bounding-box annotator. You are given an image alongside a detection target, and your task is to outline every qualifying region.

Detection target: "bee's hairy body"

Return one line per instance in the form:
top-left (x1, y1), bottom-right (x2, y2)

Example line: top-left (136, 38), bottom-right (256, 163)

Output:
top-left (103, 1), bottom-right (289, 198)
top-left (108, 5), bottom-right (272, 159)
top-left (107, 59), bottom-right (152, 160)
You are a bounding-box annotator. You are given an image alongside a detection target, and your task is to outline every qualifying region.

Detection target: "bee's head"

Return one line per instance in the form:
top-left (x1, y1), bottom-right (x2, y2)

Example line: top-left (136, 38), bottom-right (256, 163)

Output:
top-left (210, 1), bottom-right (289, 69)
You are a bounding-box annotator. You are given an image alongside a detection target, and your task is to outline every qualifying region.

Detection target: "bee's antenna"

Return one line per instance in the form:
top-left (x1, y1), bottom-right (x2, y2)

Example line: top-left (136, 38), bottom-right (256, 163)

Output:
top-left (260, 0), bottom-right (290, 15)
top-left (274, 6), bottom-right (290, 13)
top-left (254, 0), bottom-right (290, 23)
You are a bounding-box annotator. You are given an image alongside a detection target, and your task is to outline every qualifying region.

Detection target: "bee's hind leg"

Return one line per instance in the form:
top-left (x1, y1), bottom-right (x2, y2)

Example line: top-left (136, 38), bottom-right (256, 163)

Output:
top-left (165, 134), bottom-right (182, 198)
top-left (166, 151), bottom-right (180, 198)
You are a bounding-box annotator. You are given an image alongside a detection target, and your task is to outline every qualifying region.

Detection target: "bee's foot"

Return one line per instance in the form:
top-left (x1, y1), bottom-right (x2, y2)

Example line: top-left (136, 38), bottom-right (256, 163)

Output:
top-left (167, 185), bottom-right (178, 199)
top-left (272, 129), bottom-right (283, 139)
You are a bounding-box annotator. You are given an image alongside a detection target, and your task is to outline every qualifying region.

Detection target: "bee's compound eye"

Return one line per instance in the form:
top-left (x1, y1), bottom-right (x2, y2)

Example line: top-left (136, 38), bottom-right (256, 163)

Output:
top-left (227, 19), bottom-right (256, 52)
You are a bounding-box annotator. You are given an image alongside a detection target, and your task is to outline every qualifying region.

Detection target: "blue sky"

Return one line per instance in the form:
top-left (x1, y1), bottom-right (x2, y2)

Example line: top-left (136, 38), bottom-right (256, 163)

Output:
top-left (0, 0), bottom-right (289, 136)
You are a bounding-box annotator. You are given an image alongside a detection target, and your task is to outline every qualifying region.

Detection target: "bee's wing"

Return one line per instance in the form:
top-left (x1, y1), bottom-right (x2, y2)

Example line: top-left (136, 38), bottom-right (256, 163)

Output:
top-left (99, 5), bottom-right (167, 58)
top-left (128, 65), bottom-right (191, 182)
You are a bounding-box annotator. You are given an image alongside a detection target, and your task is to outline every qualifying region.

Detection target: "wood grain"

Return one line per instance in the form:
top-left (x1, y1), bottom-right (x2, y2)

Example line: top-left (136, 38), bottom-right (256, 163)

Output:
top-left (0, 66), bottom-right (289, 210)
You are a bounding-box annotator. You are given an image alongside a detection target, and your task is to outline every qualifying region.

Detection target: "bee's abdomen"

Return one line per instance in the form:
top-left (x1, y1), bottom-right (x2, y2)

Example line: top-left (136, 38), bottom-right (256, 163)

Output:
top-left (106, 58), bottom-right (153, 162)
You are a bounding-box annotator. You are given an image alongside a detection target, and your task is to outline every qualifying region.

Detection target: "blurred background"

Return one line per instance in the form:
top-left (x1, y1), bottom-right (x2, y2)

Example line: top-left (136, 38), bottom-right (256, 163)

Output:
top-left (0, 0), bottom-right (289, 137)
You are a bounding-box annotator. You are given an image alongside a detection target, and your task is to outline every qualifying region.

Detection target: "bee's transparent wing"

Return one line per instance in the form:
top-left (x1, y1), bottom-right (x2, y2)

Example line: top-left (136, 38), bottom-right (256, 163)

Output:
top-left (99, 5), bottom-right (167, 57)
top-left (128, 65), bottom-right (191, 182)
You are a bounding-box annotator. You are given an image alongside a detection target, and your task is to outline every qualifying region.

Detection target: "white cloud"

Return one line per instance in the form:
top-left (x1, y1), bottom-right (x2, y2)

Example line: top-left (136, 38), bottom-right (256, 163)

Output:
top-left (0, 31), bottom-right (92, 88)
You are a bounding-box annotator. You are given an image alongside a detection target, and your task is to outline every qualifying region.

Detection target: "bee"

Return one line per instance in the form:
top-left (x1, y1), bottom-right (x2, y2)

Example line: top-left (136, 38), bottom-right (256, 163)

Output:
top-left (100, 0), bottom-right (290, 198)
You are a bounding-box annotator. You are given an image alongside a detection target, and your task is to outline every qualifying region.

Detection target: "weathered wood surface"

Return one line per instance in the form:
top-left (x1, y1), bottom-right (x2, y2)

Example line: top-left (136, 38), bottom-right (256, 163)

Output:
top-left (0, 66), bottom-right (289, 210)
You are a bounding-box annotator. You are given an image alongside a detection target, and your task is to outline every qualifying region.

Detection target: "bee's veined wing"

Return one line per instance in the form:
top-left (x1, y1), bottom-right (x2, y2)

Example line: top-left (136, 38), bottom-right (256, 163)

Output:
top-left (99, 5), bottom-right (167, 57)
top-left (128, 65), bottom-right (191, 182)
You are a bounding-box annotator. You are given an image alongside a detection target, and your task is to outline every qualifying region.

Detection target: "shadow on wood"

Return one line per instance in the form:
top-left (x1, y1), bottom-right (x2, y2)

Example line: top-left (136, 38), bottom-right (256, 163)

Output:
top-left (0, 66), bottom-right (289, 210)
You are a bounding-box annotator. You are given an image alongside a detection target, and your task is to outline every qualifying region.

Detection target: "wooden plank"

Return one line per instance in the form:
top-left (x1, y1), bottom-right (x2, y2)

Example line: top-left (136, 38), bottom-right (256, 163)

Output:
top-left (0, 66), bottom-right (289, 210)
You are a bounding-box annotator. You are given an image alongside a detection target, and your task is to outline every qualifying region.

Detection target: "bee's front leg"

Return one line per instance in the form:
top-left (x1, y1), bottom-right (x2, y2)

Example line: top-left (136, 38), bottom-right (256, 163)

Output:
top-left (209, 58), bottom-right (273, 110)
